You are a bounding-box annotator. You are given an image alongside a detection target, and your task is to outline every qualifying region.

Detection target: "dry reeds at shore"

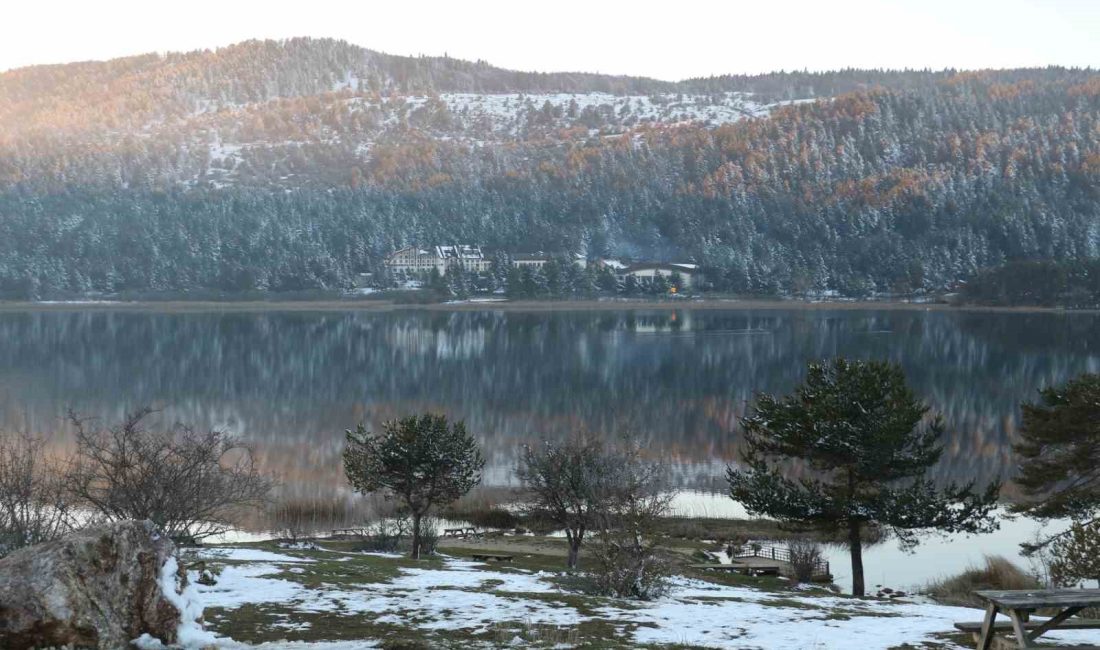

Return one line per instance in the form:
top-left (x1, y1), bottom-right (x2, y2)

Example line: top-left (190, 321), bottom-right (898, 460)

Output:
top-left (924, 556), bottom-right (1039, 608)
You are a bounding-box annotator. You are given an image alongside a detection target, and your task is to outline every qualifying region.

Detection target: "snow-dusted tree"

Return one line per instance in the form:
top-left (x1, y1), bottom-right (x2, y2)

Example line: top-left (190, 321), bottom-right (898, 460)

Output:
top-left (727, 358), bottom-right (1001, 596)
top-left (343, 414), bottom-right (483, 559)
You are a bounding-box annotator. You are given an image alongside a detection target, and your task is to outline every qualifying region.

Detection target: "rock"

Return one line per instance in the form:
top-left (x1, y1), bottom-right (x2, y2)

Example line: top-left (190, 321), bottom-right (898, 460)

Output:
top-left (196, 570), bottom-right (217, 587)
top-left (0, 520), bottom-right (183, 649)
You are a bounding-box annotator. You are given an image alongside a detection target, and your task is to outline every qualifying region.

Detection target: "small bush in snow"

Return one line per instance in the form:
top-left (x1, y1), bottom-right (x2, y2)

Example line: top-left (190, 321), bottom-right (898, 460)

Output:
top-left (787, 539), bottom-right (824, 584)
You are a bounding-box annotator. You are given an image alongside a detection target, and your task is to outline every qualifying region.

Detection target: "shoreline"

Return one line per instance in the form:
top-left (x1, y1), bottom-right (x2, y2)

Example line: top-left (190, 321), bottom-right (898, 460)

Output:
top-left (0, 297), bottom-right (1095, 314)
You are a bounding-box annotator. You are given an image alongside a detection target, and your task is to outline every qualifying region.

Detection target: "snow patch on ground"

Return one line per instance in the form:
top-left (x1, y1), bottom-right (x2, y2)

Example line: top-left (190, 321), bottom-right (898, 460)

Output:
top-left (200, 548), bottom-right (316, 563)
top-left (133, 556), bottom-right (224, 649)
top-left (195, 563), bottom-right (315, 609)
top-left (185, 547), bottom-right (1100, 649)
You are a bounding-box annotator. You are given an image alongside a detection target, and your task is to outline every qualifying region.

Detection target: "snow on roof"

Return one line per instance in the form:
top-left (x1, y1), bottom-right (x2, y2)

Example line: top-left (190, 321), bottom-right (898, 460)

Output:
top-left (434, 245), bottom-right (484, 259)
top-left (622, 262), bottom-right (698, 274)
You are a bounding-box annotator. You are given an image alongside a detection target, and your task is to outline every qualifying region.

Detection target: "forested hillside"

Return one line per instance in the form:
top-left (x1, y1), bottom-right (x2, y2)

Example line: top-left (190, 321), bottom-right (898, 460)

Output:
top-left (0, 37), bottom-right (1097, 298)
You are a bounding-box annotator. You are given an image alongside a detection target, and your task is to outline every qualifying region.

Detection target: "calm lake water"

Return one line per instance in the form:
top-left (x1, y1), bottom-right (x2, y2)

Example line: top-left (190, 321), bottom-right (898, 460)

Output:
top-left (1, 305), bottom-right (1097, 589)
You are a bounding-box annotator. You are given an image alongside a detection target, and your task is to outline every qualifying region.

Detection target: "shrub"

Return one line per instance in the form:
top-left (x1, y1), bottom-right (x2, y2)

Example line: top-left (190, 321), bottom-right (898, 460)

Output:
top-left (418, 515), bottom-right (441, 556)
top-left (66, 407), bottom-right (273, 541)
top-left (269, 496), bottom-right (352, 542)
top-left (924, 556), bottom-right (1038, 607)
top-left (0, 433), bottom-right (75, 556)
top-left (587, 442), bottom-right (674, 600)
top-left (355, 516), bottom-right (411, 553)
top-left (469, 508), bottom-right (519, 530)
top-left (589, 543), bottom-right (674, 600)
top-left (788, 539), bottom-right (825, 584)
top-left (442, 502), bottom-right (519, 530)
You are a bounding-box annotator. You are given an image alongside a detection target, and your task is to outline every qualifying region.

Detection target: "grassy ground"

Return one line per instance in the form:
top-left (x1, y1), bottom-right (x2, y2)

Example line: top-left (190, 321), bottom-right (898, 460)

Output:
top-left (186, 534), bottom-right (992, 650)
top-left (195, 538), bottom-right (696, 648)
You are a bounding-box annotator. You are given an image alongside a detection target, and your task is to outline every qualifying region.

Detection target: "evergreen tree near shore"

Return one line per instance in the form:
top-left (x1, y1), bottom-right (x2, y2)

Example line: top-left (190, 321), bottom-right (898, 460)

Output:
top-left (1049, 520), bottom-right (1100, 588)
top-left (727, 358), bottom-right (1001, 596)
top-left (343, 414), bottom-right (484, 559)
top-left (1011, 374), bottom-right (1100, 522)
top-left (1010, 374), bottom-right (1100, 564)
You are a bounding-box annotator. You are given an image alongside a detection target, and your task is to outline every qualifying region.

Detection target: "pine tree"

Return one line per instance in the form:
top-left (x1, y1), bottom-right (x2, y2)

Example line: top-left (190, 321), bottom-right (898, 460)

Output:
top-left (622, 274), bottom-right (640, 296)
top-left (727, 358), bottom-right (1001, 596)
top-left (1049, 520), bottom-right (1100, 588)
top-left (1010, 374), bottom-right (1100, 557)
top-left (543, 259), bottom-right (564, 297)
top-left (530, 267), bottom-right (549, 297)
top-left (343, 414), bottom-right (484, 559)
top-left (505, 265), bottom-right (526, 299)
top-left (596, 267), bottom-right (619, 294)
top-left (427, 267), bottom-right (447, 296)
top-left (577, 265), bottom-right (599, 297)
top-left (444, 265), bottom-right (469, 299)
top-left (669, 271), bottom-right (684, 293)
top-left (1010, 374), bottom-right (1100, 522)
top-left (650, 274), bottom-right (670, 295)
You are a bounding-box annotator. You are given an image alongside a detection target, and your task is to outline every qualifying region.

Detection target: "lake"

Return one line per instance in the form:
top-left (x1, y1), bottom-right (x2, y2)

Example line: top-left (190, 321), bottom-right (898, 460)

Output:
top-left (1, 305), bottom-right (1096, 589)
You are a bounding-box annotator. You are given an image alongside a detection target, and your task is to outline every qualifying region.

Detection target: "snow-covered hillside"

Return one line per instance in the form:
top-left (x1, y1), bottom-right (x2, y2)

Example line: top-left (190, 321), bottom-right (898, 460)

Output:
top-left (190, 88), bottom-right (808, 187)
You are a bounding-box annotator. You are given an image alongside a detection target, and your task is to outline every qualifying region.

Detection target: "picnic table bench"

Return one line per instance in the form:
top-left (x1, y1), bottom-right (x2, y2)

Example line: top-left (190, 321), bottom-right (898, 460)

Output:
top-left (471, 553), bottom-right (514, 562)
top-left (330, 527), bottom-right (370, 538)
top-left (957, 589), bottom-right (1100, 649)
top-left (688, 563), bottom-right (781, 577)
top-left (443, 527), bottom-right (479, 539)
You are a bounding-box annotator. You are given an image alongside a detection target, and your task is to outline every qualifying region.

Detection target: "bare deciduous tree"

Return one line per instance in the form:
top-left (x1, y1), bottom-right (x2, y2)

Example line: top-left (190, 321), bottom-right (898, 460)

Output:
top-left (0, 432), bottom-right (75, 555)
top-left (517, 436), bottom-right (615, 569)
top-left (66, 408), bottom-right (273, 541)
top-left (590, 443), bottom-right (674, 600)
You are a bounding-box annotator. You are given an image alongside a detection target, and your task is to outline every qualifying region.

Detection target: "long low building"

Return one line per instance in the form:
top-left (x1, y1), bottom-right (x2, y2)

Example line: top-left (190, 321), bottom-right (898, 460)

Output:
top-left (384, 245), bottom-right (490, 275)
top-left (384, 247), bottom-right (700, 288)
top-left (617, 262), bottom-right (699, 288)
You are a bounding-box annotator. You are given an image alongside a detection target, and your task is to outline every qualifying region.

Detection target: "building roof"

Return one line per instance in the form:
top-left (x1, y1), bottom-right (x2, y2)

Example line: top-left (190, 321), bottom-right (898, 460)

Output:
top-left (511, 251), bottom-right (550, 262)
top-left (387, 246), bottom-right (432, 257)
top-left (435, 245), bottom-right (484, 260)
top-left (623, 262), bottom-right (698, 274)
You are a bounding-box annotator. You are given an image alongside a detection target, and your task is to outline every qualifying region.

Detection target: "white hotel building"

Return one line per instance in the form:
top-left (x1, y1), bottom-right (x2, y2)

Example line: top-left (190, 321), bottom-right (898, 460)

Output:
top-left (384, 245), bottom-right (491, 276)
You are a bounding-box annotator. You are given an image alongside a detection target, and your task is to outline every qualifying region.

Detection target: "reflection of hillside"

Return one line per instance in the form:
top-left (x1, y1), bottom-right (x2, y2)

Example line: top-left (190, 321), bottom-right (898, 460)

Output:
top-left (0, 308), bottom-right (1095, 492)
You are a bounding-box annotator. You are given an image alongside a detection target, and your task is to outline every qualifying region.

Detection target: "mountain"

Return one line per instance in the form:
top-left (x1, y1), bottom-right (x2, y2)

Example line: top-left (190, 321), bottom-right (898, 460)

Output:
top-left (0, 37), bottom-right (1097, 298)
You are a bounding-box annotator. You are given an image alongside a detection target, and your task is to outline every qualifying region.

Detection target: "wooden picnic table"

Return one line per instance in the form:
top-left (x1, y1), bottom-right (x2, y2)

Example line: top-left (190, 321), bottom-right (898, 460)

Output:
top-left (688, 563), bottom-right (781, 577)
top-left (471, 553), bottom-right (514, 562)
top-left (967, 589), bottom-right (1100, 649)
top-left (443, 527), bottom-right (479, 539)
top-left (330, 527), bottom-right (370, 538)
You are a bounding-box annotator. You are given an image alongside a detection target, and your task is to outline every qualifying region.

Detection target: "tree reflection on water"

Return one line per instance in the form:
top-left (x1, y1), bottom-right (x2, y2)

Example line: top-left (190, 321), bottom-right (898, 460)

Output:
top-left (0, 307), bottom-right (1095, 496)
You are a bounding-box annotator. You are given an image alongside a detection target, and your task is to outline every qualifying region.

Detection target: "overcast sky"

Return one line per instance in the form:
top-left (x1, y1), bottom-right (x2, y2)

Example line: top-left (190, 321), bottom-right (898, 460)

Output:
top-left (2, 0), bottom-right (1098, 78)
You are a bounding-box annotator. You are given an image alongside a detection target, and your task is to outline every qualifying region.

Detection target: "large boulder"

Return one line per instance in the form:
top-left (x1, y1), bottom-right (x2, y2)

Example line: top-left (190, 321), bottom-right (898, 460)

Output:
top-left (0, 520), bottom-right (183, 649)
